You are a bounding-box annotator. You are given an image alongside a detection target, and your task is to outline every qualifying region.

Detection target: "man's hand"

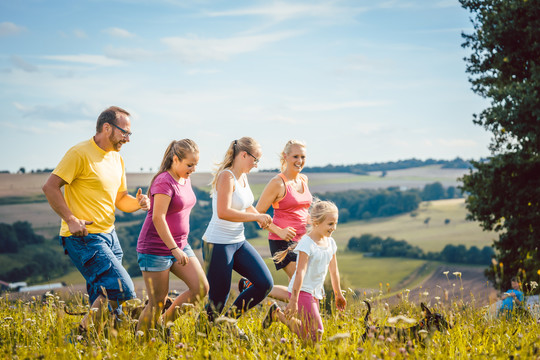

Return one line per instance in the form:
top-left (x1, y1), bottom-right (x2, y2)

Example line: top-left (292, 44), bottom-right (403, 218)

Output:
top-left (136, 188), bottom-right (150, 211)
top-left (67, 217), bottom-right (93, 237)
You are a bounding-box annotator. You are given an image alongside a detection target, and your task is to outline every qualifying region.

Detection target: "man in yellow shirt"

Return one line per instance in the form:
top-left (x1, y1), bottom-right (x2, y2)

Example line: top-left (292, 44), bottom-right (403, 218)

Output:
top-left (42, 106), bottom-right (150, 335)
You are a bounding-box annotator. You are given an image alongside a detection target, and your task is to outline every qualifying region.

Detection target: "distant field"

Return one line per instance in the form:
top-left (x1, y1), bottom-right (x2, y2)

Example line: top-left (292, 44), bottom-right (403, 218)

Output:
top-left (333, 198), bottom-right (495, 252)
top-left (1, 167), bottom-right (485, 293)
top-left (0, 165), bottom-right (467, 197)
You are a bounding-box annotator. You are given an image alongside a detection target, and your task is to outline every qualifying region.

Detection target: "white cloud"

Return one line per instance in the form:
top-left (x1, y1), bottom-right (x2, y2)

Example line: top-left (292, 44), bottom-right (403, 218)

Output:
top-left (1, 121), bottom-right (47, 134)
top-left (41, 54), bottom-right (125, 66)
top-left (161, 31), bottom-right (301, 62)
top-left (13, 102), bottom-right (96, 122)
top-left (0, 22), bottom-right (26, 37)
top-left (104, 46), bottom-right (154, 61)
top-left (290, 100), bottom-right (387, 112)
top-left (74, 29), bottom-right (88, 38)
top-left (10, 56), bottom-right (39, 72)
top-left (103, 27), bottom-right (135, 38)
top-left (186, 68), bottom-right (220, 75)
top-left (206, 2), bottom-right (364, 22)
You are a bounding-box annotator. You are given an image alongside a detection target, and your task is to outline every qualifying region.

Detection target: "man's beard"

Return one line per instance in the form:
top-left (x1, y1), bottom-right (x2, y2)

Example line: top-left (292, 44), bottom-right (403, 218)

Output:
top-left (109, 133), bottom-right (124, 151)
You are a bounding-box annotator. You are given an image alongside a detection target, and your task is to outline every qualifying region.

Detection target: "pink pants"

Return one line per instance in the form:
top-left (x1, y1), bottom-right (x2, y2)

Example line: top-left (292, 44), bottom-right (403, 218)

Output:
top-left (289, 291), bottom-right (324, 341)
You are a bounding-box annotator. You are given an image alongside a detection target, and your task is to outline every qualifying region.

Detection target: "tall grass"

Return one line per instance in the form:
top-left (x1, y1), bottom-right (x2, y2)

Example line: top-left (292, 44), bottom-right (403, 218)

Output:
top-left (1, 277), bottom-right (538, 359)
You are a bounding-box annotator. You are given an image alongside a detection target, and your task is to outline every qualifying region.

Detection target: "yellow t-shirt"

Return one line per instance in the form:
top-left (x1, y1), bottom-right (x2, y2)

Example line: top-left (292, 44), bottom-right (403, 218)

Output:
top-left (53, 138), bottom-right (127, 236)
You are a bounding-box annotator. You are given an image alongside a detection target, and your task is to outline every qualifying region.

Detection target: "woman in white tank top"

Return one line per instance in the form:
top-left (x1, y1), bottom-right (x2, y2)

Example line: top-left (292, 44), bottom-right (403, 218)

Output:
top-left (200, 137), bottom-right (274, 340)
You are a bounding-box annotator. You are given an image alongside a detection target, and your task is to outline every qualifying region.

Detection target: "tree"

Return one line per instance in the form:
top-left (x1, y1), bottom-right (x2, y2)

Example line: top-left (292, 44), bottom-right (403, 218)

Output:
top-left (460, 0), bottom-right (540, 292)
top-left (421, 182), bottom-right (445, 201)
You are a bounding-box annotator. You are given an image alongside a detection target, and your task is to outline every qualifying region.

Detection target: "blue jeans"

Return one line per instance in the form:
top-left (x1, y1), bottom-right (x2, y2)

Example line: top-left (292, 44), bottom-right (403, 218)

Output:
top-left (60, 229), bottom-right (136, 304)
top-left (203, 240), bottom-right (273, 320)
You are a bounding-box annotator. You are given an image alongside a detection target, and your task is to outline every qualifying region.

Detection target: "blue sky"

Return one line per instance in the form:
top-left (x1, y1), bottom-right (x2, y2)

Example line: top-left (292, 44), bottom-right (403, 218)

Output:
top-left (0, 0), bottom-right (491, 173)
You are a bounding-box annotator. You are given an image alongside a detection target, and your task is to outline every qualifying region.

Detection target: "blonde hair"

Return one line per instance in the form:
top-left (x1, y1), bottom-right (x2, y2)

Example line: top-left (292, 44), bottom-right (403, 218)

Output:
top-left (279, 140), bottom-right (306, 173)
top-left (149, 139), bottom-right (199, 194)
top-left (273, 199), bottom-right (339, 263)
top-left (210, 137), bottom-right (260, 192)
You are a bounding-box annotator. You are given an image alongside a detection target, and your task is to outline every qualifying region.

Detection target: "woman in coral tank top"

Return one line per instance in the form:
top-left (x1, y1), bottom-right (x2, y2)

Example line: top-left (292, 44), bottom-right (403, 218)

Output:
top-left (240, 140), bottom-right (313, 301)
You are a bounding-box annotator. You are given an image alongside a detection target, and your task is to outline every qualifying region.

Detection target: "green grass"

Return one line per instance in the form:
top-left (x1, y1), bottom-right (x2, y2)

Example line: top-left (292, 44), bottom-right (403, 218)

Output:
top-left (333, 199), bottom-right (496, 253)
top-left (1, 287), bottom-right (538, 359)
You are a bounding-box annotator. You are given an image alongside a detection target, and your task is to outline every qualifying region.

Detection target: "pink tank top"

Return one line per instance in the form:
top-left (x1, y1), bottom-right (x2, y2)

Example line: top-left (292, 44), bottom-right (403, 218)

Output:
top-left (269, 173), bottom-right (313, 242)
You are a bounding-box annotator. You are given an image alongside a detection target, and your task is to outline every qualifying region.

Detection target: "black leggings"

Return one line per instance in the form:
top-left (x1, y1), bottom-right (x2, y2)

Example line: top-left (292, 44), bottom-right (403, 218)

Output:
top-left (203, 240), bottom-right (273, 320)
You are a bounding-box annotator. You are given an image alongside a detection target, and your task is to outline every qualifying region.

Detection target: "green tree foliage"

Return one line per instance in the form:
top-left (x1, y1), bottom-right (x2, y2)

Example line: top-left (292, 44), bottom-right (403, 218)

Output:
top-left (460, 0), bottom-right (540, 292)
top-left (347, 234), bottom-right (495, 265)
top-left (0, 221), bottom-right (44, 253)
top-left (422, 182), bottom-right (446, 201)
top-left (0, 223), bottom-right (18, 253)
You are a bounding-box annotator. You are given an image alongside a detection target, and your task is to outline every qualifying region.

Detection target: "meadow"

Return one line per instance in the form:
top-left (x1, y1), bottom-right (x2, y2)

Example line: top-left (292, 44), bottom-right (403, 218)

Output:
top-left (1, 169), bottom-right (539, 358)
top-left (1, 284), bottom-right (538, 359)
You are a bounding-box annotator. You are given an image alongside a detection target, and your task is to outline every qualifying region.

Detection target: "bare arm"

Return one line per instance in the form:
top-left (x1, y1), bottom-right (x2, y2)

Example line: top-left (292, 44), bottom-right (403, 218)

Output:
top-left (216, 172), bottom-right (270, 225)
top-left (329, 254), bottom-right (346, 311)
top-left (42, 173), bottom-right (93, 236)
top-left (152, 193), bottom-right (189, 265)
top-left (285, 251), bottom-right (308, 316)
top-left (255, 176), bottom-right (296, 240)
top-left (115, 188), bottom-right (150, 213)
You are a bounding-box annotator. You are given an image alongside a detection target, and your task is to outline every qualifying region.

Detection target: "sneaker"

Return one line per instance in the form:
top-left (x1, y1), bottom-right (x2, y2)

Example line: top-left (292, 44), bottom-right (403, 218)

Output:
top-left (231, 323), bottom-right (249, 341)
top-left (215, 316), bottom-right (249, 341)
top-left (238, 277), bottom-right (253, 293)
top-left (263, 302), bottom-right (279, 329)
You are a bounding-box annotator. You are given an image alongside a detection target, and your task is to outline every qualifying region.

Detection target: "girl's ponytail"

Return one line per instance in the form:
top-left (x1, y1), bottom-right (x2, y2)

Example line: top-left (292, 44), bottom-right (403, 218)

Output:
top-left (273, 242), bottom-right (298, 264)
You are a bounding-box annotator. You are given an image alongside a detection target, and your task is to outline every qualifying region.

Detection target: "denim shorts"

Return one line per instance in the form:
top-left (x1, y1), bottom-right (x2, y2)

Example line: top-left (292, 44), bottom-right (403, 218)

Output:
top-left (60, 229), bottom-right (136, 304)
top-left (137, 243), bottom-right (196, 272)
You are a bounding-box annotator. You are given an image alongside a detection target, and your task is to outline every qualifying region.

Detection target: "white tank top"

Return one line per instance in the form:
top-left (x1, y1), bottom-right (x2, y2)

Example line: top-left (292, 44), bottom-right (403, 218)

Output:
top-left (203, 169), bottom-right (255, 244)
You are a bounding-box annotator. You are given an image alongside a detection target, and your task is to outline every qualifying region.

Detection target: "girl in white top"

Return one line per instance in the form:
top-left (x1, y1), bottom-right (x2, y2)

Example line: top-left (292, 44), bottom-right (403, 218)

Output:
top-left (201, 137), bottom-right (273, 338)
top-left (262, 200), bottom-right (346, 342)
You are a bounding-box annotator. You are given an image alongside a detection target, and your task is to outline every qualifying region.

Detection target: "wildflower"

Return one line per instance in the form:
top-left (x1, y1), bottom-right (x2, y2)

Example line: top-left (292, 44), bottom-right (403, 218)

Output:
top-left (435, 296), bottom-right (440, 301)
top-left (280, 337), bottom-right (287, 343)
top-left (399, 347), bottom-right (407, 354)
top-left (443, 271), bottom-right (449, 275)
top-left (422, 291), bottom-right (429, 296)
top-left (3, 317), bottom-right (13, 321)
top-left (453, 272), bottom-right (462, 277)
top-left (357, 347), bottom-right (364, 353)
top-left (135, 330), bottom-right (144, 338)
top-left (386, 337), bottom-right (393, 343)
top-left (378, 335), bottom-right (385, 341)
top-left (389, 351), bottom-right (396, 357)
top-left (176, 343), bottom-right (185, 349)
top-left (530, 281), bottom-right (538, 290)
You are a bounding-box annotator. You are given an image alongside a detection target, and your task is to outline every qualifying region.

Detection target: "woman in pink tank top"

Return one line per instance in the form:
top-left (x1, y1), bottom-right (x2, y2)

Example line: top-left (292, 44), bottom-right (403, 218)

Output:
top-left (246, 140), bottom-right (313, 301)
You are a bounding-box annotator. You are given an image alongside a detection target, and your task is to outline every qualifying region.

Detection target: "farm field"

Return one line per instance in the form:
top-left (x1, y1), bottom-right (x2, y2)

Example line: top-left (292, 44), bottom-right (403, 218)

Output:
top-left (333, 198), bottom-right (495, 252)
top-left (1, 168), bottom-right (497, 305)
top-left (0, 165), bottom-right (467, 197)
